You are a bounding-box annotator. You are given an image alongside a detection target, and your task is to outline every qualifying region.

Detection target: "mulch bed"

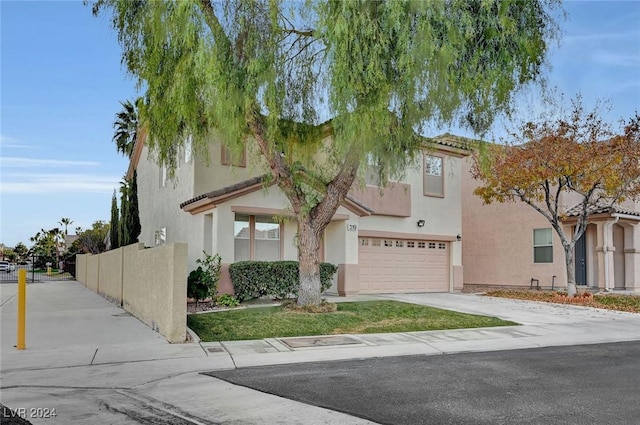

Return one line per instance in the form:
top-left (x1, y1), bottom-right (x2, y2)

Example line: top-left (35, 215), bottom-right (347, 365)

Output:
top-left (187, 297), bottom-right (282, 314)
top-left (484, 289), bottom-right (640, 313)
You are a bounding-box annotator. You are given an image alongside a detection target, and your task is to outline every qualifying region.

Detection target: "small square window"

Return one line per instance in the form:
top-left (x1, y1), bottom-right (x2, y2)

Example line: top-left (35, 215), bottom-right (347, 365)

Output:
top-left (221, 144), bottom-right (247, 167)
top-left (438, 243), bottom-right (446, 249)
top-left (384, 240), bottom-right (393, 247)
top-left (418, 242), bottom-right (426, 248)
top-left (428, 242), bottom-right (436, 249)
top-left (407, 241), bottom-right (415, 248)
top-left (395, 240), bottom-right (404, 247)
top-left (372, 239), bottom-right (381, 247)
top-left (360, 238), bottom-right (369, 246)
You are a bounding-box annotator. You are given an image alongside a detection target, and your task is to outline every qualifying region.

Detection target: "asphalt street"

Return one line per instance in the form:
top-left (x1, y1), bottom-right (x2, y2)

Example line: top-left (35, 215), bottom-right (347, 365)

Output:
top-left (207, 340), bottom-right (640, 425)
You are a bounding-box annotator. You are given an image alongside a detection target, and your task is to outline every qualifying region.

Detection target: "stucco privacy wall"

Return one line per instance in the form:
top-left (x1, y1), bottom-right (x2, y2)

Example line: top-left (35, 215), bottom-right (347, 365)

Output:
top-left (75, 243), bottom-right (188, 343)
top-left (86, 255), bottom-right (100, 292)
top-left (122, 243), bottom-right (188, 343)
top-left (98, 248), bottom-right (124, 304)
top-left (75, 254), bottom-right (88, 285)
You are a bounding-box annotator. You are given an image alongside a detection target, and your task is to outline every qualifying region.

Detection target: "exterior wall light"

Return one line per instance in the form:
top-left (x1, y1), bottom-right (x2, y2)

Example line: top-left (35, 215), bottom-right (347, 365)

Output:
top-left (457, 234), bottom-right (462, 241)
top-left (417, 219), bottom-right (426, 227)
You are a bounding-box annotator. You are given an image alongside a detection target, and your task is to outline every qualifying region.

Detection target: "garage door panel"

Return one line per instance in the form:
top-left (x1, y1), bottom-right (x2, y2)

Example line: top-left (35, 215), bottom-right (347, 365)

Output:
top-left (359, 237), bottom-right (449, 293)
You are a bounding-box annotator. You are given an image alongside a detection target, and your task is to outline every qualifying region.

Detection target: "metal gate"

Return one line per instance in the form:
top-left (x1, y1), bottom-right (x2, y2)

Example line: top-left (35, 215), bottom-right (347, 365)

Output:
top-left (0, 255), bottom-right (75, 283)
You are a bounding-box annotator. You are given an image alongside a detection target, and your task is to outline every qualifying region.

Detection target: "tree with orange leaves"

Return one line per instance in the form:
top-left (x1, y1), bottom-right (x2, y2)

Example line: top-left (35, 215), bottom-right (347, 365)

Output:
top-left (472, 97), bottom-right (640, 296)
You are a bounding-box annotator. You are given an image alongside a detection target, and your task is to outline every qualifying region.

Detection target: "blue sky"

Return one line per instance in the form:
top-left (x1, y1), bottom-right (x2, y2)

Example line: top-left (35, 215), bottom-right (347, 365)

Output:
top-left (1, 0), bottom-right (639, 248)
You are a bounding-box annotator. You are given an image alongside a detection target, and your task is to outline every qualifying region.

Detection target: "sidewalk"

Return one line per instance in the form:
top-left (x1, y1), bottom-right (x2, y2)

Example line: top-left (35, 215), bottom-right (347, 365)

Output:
top-left (2, 280), bottom-right (640, 424)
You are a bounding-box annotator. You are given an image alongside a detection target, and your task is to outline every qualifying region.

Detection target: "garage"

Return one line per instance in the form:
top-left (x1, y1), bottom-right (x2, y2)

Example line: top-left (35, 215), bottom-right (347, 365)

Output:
top-left (358, 237), bottom-right (450, 293)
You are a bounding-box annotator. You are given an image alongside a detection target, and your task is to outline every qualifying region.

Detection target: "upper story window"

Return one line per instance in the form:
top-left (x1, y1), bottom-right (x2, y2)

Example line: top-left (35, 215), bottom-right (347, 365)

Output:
top-left (159, 163), bottom-right (168, 188)
top-left (423, 154), bottom-right (444, 197)
top-left (533, 228), bottom-right (553, 263)
top-left (184, 135), bottom-right (192, 163)
top-left (364, 153), bottom-right (382, 186)
top-left (222, 144), bottom-right (246, 167)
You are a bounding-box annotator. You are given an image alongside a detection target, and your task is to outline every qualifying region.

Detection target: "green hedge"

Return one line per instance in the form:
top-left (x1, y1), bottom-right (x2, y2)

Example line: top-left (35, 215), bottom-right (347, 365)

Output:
top-left (229, 261), bottom-right (338, 302)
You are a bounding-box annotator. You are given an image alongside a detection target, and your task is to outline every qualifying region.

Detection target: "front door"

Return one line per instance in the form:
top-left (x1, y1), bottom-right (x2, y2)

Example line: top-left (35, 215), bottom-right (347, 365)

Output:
top-left (575, 234), bottom-right (587, 286)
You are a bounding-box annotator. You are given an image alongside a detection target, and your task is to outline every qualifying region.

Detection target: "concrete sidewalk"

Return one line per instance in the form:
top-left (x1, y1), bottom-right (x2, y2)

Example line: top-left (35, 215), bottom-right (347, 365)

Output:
top-left (2, 280), bottom-right (640, 424)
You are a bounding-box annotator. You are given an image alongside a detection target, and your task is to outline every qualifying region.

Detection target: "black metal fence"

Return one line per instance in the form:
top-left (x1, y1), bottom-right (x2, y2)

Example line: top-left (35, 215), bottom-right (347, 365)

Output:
top-left (0, 255), bottom-right (75, 283)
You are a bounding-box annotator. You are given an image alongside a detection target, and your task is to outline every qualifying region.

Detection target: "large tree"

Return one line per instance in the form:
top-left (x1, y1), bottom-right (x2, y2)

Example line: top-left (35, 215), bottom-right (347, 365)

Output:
top-left (92, 0), bottom-right (561, 305)
top-left (13, 242), bottom-right (29, 263)
top-left (472, 98), bottom-right (640, 296)
top-left (75, 221), bottom-right (110, 254)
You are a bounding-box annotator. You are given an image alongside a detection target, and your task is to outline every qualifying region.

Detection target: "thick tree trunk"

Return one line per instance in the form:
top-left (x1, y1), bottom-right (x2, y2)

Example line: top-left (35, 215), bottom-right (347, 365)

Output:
top-left (297, 217), bottom-right (322, 306)
top-left (563, 244), bottom-right (577, 297)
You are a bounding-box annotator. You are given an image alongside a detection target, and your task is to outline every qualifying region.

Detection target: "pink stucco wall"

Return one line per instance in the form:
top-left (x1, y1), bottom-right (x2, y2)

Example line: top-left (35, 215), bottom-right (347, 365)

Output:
top-left (461, 159), bottom-right (567, 289)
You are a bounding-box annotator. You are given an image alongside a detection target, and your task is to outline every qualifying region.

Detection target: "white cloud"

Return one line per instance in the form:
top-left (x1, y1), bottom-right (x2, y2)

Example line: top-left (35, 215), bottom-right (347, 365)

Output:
top-left (0, 157), bottom-right (99, 168)
top-left (0, 173), bottom-right (121, 194)
top-left (0, 135), bottom-right (34, 149)
top-left (564, 30), bottom-right (640, 45)
top-left (592, 52), bottom-right (640, 68)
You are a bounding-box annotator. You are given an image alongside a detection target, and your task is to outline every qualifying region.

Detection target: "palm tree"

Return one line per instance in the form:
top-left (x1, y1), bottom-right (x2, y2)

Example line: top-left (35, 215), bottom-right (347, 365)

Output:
top-left (29, 231), bottom-right (42, 245)
top-left (59, 217), bottom-right (73, 235)
top-left (49, 228), bottom-right (63, 266)
top-left (113, 98), bottom-right (143, 158)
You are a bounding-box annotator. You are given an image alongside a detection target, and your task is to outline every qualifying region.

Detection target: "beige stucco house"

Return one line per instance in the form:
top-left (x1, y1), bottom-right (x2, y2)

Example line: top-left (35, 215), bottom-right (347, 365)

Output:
top-left (127, 132), bottom-right (470, 296)
top-left (461, 154), bottom-right (640, 292)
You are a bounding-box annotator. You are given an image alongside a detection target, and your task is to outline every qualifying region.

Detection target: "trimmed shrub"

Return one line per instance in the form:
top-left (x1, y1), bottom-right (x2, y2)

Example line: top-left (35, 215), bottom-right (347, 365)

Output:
top-left (214, 294), bottom-right (240, 307)
top-left (187, 266), bottom-right (209, 301)
top-left (187, 252), bottom-right (222, 301)
top-left (229, 261), bottom-right (338, 302)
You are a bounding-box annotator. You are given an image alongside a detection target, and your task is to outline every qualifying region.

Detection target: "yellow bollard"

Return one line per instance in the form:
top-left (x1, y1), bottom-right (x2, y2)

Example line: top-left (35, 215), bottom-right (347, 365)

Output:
top-left (17, 269), bottom-right (26, 350)
top-left (47, 267), bottom-right (52, 276)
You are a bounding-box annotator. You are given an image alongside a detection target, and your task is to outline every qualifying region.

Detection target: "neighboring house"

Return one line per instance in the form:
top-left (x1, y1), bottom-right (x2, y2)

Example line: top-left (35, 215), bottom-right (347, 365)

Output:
top-left (461, 153), bottom-right (640, 292)
top-left (126, 132), bottom-right (470, 295)
top-left (65, 234), bottom-right (79, 248)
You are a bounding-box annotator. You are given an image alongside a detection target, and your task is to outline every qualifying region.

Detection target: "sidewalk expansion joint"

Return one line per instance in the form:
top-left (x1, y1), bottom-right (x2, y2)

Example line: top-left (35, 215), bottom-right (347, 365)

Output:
top-left (90, 348), bottom-right (98, 365)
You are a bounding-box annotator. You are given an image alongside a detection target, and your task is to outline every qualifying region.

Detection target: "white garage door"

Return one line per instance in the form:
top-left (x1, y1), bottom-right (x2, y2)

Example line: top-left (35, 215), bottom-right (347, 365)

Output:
top-left (358, 237), bottom-right (449, 293)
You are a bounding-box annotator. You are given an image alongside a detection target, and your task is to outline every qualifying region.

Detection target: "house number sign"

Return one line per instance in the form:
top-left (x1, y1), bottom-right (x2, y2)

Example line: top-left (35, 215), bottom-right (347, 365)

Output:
top-left (347, 224), bottom-right (357, 231)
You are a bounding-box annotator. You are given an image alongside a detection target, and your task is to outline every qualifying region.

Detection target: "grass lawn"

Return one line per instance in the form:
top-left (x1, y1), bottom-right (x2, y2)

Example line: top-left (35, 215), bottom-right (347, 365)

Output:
top-left (485, 289), bottom-right (640, 313)
top-left (187, 300), bottom-right (518, 341)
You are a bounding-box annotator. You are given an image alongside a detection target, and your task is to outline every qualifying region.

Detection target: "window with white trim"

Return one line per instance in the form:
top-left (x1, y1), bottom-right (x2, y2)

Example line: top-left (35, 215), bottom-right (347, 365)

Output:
top-left (423, 154), bottom-right (444, 197)
top-left (533, 228), bottom-right (553, 263)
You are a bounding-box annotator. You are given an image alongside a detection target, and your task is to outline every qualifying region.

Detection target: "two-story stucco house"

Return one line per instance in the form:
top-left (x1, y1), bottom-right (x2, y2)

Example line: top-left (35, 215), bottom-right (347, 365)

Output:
top-left (127, 132), bottom-right (470, 296)
top-left (461, 151), bottom-right (640, 292)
